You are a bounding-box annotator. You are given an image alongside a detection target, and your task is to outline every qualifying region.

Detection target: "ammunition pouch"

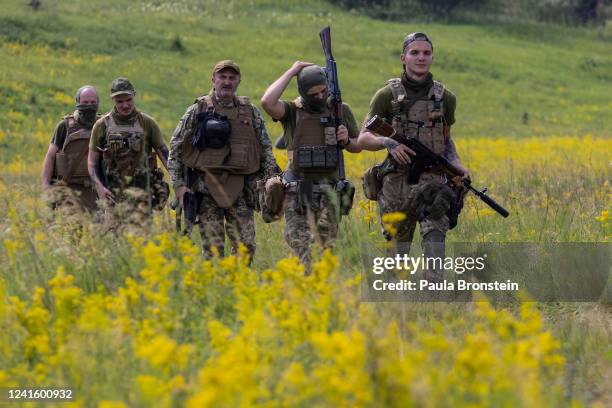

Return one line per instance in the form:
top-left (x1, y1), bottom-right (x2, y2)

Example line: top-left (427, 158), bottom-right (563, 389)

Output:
top-left (193, 110), bottom-right (232, 151)
top-left (336, 179), bottom-right (355, 216)
top-left (256, 175), bottom-right (285, 223)
top-left (296, 146), bottom-right (338, 170)
top-left (362, 164), bottom-right (382, 201)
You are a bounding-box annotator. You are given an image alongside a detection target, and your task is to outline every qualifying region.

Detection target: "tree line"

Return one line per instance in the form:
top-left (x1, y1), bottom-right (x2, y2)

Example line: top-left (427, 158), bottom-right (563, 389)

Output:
top-left (329, 0), bottom-right (611, 25)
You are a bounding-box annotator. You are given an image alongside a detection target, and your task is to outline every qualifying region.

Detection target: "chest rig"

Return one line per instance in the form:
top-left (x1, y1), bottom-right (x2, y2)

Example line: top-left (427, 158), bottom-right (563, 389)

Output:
top-left (181, 95), bottom-right (262, 208)
top-left (55, 111), bottom-right (99, 185)
top-left (182, 95), bottom-right (261, 176)
top-left (286, 103), bottom-right (338, 178)
top-left (388, 78), bottom-right (447, 155)
top-left (101, 112), bottom-right (147, 188)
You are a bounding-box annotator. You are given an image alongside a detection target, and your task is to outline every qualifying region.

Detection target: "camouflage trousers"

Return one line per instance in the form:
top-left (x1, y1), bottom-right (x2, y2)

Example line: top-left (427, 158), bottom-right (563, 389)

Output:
top-left (196, 189), bottom-right (255, 261)
top-left (100, 186), bottom-right (152, 232)
top-left (284, 186), bottom-right (338, 272)
top-left (45, 182), bottom-right (98, 214)
top-left (378, 171), bottom-right (453, 282)
top-left (378, 171), bottom-right (450, 243)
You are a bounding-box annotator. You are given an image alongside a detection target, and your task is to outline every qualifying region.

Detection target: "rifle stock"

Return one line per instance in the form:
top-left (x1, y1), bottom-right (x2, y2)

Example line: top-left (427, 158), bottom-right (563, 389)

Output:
top-left (365, 115), bottom-right (509, 218)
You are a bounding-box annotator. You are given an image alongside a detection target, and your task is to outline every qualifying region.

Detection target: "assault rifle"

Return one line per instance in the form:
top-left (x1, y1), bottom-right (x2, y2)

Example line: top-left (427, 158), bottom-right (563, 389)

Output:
top-left (365, 115), bottom-right (509, 218)
top-left (320, 25), bottom-right (355, 215)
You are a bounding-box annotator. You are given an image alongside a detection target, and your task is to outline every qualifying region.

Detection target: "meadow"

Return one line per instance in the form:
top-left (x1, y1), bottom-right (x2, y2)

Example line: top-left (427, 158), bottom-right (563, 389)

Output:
top-left (0, 0), bottom-right (610, 406)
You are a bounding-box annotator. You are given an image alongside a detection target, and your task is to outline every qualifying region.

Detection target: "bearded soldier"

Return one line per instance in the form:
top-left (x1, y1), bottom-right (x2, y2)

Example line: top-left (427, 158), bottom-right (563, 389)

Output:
top-left (261, 61), bottom-right (361, 272)
top-left (168, 60), bottom-right (278, 260)
top-left (87, 77), bottom-right (169, 227)
top-left (41, 85), bottom-right (100, 212)
top-left (357, 33), bottom-right (469, 281)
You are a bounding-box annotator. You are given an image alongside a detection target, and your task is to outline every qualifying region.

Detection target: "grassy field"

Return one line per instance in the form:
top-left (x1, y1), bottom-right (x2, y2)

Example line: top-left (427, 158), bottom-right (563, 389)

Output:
top-left (0, 0), bottom-right (611, 406)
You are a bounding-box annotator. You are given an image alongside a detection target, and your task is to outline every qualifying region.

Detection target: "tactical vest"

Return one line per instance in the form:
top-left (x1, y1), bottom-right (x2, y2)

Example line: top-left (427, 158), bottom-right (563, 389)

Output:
top-left (286, 102), bottom-right (338, 179)
top-left (101, 112), bottom-right (147, 188)
top-left (388, 78), bottom-right (447, 155)
top-left (181, 95), bottom-right (261, 208)
top-left (181, 95), bottom-right (261, 175)
top-left (54, 111), bottom-right (98, 185)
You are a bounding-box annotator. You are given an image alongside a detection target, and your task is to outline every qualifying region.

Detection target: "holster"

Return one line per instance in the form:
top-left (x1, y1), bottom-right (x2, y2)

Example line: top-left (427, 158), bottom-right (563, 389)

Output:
top-left (183, 191), bottom-right (203, 227)
top-left (257, 175), bottom-right (285, 223)
top-left (362, 164), bottom-right (382, 201)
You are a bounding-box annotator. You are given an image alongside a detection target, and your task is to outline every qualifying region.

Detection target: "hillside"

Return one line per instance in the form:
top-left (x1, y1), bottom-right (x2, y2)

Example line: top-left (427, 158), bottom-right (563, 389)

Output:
top-left (1, 0), bottom-right (611, 167)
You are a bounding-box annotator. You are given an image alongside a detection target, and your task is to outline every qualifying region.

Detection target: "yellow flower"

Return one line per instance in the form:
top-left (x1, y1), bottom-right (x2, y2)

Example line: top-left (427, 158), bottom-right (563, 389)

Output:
top-left (98, 402), bottom-right (128, 408)
top-left (594, 209), bottom-right (609, 223)
top-left (382, 211), bottom-right (407, 237)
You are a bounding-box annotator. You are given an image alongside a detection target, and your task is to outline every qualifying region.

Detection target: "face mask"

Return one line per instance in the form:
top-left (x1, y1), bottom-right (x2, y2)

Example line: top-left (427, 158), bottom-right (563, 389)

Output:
top-left (76, 104), bottom-right (98, 128)
top-left (302, 93), bottom-right (326, 112)
top-left (297, 66), bottom-right (327, 113)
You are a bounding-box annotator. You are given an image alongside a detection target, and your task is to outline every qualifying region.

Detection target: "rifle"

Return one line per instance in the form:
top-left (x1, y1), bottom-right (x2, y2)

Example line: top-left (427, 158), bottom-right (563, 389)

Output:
top-left (365, 115), bottom-right (509, 218)
top-left (319, 25), bottom-right (355, 215)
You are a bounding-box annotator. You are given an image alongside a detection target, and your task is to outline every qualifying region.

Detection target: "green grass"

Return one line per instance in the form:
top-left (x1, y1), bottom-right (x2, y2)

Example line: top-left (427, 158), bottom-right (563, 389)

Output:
top-left (0, 0), bottom-right (610, 166)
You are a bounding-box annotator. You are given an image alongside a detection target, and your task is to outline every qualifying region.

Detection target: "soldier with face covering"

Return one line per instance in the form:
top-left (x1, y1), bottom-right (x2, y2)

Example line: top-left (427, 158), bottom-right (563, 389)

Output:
top-left (41, 85), bottom-right (101, 212)
top-left (262, 61), bottom-right (361, 273)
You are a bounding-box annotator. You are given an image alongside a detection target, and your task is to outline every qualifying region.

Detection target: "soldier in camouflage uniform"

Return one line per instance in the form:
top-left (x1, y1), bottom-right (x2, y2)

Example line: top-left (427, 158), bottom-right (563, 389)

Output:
top-left (87, 78), bottom-right (170, 229)
top-left (41, 85), bottom-right (100, 213)
top-left (357, 33), bottom-right (469, 281)
top-left (261, 61), bottom-right (361, 272)
top-left (168, 60), bottom-right (278, 260)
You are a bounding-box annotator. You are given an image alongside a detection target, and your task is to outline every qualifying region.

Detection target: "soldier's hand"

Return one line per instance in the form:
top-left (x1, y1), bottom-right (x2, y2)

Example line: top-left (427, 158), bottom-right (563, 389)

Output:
top-left (176, 186), bottom-right (192, 209)
top-left (95, 182), bottom-right (114, 202)
top-left (336, 125), bottom-right (349, 145)
top-left (450, 163), bottom-right (470, 187)
top-left (382, 138), bottom-right (415, 165)
top-left (289, 61), bottom-right (315, 76)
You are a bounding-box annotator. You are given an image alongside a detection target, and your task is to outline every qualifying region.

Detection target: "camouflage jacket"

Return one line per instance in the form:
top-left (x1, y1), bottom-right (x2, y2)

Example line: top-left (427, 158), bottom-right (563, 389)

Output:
top-left (168, 101), bottom-right (278, 194)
